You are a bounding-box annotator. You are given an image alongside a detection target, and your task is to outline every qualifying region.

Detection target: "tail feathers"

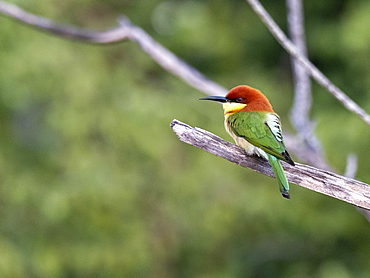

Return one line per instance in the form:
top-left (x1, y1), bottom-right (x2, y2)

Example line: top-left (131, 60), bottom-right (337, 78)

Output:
top-left (267, 154), bottom-right (290, 199)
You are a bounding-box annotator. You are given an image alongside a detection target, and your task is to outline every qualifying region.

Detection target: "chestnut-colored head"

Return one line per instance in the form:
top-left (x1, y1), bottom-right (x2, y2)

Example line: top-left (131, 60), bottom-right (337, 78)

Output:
top-left (225, 85), bottom-right (274, 113)
top-left (200, 85), bottom-right (274, 115)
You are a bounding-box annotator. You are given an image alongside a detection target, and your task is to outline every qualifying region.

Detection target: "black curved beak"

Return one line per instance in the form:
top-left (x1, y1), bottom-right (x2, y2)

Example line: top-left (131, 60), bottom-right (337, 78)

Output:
top-left (199, 96), bottom-right (228, 103)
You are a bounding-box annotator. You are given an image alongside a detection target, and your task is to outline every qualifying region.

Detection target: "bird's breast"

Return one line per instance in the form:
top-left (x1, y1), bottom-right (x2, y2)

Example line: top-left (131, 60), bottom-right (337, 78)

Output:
top-left (224, 115), bottom-right (267, 159)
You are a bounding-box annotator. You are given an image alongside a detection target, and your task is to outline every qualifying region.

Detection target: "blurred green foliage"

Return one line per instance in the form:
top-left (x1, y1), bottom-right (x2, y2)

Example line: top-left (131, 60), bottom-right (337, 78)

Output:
top-left (0, 0), bottom-right (369, 277)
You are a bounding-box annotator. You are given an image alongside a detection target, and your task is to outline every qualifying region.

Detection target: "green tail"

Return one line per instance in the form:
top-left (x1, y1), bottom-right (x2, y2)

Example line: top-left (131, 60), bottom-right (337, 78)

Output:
top-left (267, 154), bottom-right (290, 199)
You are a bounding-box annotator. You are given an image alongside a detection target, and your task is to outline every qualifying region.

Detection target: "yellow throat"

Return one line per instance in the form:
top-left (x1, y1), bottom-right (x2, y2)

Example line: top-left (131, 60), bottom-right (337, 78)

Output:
top-left (222, 102), bottom-right (247, 115)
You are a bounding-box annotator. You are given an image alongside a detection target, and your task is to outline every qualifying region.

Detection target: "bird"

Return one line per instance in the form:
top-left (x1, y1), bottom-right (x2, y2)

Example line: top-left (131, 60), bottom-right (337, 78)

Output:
top-left (199, 85), bottom-right (295, 199)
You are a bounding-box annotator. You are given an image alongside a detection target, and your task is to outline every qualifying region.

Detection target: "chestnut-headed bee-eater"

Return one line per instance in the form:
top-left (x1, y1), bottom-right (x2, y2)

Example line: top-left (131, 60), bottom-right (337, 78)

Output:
top-left (200, 85), bottom-right (295, 199)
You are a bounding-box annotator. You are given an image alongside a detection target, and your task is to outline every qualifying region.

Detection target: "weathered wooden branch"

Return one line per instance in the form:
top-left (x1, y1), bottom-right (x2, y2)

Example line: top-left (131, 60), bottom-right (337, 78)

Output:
top-left (170, 119), bottom-right (370, 210)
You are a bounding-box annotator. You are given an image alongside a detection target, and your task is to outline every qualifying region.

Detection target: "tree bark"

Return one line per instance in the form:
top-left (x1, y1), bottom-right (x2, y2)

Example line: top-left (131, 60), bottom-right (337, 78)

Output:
top-left (171, 119), bottom-right (370, 210)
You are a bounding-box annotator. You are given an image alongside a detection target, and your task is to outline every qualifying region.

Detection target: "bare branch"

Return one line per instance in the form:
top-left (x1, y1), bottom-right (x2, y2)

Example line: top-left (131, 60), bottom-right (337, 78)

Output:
top-left (245, 0), bottom-right (370, 126)
top-left (286, 0), bottom-right (322, 153)
top-left (287, 0), bottom-right (311, 126)
top-left (170, 119), bottom-right (370, 210)
top-left (0, 1), bottom-right (226, 96)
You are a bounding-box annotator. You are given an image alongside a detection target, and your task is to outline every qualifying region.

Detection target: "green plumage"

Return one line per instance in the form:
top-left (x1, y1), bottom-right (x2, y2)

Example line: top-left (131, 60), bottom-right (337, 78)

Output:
top-left (267, 154), bottom-right (290, 199)
top-left (227, 111), bottom-right (293, 199)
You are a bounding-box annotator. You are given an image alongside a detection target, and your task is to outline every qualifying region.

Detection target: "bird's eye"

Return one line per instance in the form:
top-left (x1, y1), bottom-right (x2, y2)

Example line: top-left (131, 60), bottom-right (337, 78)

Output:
top-left (235, 97), bottom-right (243, 102)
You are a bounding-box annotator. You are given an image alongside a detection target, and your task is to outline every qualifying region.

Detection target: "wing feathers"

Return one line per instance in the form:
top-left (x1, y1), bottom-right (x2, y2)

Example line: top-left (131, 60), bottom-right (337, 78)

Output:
top-left (228, 112), bottom-right (294, 165)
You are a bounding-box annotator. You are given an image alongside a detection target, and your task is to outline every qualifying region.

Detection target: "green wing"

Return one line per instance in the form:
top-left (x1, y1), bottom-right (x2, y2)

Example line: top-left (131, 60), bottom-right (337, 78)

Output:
top-left (228, 111), bottom-right (293, 165)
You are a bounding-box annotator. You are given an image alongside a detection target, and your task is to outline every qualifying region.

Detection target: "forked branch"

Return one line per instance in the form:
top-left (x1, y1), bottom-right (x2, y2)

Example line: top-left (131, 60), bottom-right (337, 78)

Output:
top-left (245, 0), bottom-right (370, 126)
top-left (170, 119), bottom-right (370, 210)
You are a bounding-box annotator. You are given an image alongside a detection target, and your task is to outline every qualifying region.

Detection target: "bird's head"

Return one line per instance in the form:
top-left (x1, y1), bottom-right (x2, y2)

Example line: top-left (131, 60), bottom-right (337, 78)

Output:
top-left (200, 85), bottom-right (274, 115)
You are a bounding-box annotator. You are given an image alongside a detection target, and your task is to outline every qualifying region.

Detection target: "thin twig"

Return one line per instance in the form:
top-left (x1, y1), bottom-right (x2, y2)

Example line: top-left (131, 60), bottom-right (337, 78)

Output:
top-left (0, 1), bottom-right (226, 96)
top-left (286, 0), bottom-right (322, 154)
top-left (245, 0), bottom-right (370, 126)
top-left (285, 0), bottom-right (330, 171)
top-left (287, 0), bottom-right (311, 125)
top-left (170, 119), bottom-right (370, 210)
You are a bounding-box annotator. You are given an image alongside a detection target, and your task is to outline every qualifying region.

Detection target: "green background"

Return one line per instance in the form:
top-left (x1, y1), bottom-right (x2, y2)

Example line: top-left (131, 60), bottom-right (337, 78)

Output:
top-left (0, 0), bottom-right (369, 277)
